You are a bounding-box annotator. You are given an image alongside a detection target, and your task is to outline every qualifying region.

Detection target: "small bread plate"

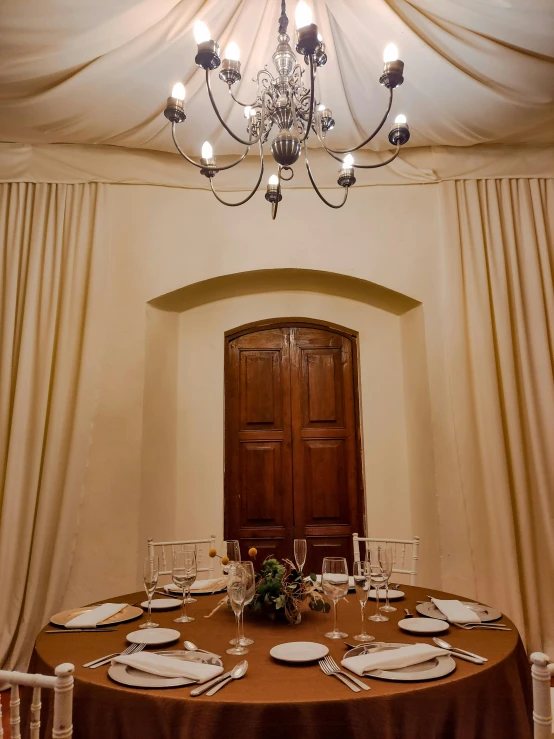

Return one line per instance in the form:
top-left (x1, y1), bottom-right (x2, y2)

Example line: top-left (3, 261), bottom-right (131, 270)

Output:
top-left (108, 650), bottom-right (223, 688)
top-left (126, 628), bottom-right (181, 646)
top-left (50, 605), bottom-right (142, 628)
top-left (368, 589), bottom-right (405, 601)
top-left (307, 576), bottom-right (356, 592)
top-left (344, 643), bottom-right (455, 682)
top-left (140, 598), bottom-right (180, 611)
top-left (416, 601), bottom-right (502, 623)
top-left (164, 579), bottom-right (226, 596)
top-left (398, 617), bottom-right (449, 635)
top-left (270, 641), bottom-right (329, 663)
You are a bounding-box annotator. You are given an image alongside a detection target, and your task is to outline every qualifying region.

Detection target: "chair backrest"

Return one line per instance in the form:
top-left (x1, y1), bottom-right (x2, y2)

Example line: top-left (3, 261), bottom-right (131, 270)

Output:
top-left (531, 652), bottom-right (554, 739)
top-left (352, 534), bottom-right (420, 585)
top-left (147, 536), bottom-right (216, 578)
top-left (0, 663), bottom-right (74, 739)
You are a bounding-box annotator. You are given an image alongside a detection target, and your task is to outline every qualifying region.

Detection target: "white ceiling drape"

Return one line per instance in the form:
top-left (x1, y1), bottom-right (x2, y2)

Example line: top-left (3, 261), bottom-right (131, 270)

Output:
top-left (0, 0), bottom-right (552, 157)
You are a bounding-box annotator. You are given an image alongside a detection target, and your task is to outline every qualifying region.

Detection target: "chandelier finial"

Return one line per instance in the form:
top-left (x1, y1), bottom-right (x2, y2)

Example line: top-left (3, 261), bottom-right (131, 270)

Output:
top-left (278, 0), bottom-right (289, 35)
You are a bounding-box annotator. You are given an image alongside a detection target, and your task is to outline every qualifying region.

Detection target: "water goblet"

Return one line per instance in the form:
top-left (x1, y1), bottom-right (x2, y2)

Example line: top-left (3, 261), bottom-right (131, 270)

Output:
top-left (321, 556), bottom-right (349, 639)
top-left (353, 561), bottom-right (375, 642)
top-left (294, 539), bottom-right (307, 574)
top-left (378, 545), bottom-right (397, 613)
top-left (227, 564), bottom-right (248, 656)
top-left (230, 561), bottom-right (255, 646)
top-left (140, 555), bottom-right (159, 629)
top-left (367, 547), bottom-right (389, 622)
top-left (221, 540), bottom-right (240, 574)
top-left (172, 546), bottom-right (197, 623)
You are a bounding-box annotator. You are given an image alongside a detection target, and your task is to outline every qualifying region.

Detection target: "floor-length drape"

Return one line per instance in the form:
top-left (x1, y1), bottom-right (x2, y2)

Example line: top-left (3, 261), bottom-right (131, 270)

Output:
top-left (439, 178), bottom-right (554, 655)
top-left (0, 182), bottom-right (107, 669)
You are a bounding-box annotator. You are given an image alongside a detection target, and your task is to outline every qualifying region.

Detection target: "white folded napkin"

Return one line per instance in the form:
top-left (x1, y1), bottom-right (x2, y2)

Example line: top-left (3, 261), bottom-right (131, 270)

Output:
top-left (431, 598), bottom-right (481, 624)
top-left (341, 643), bottom-right (448, 676)
top-left (113, 652), bottom-right (223, 683)
top-left (65, 603), bottom-right (128, 629)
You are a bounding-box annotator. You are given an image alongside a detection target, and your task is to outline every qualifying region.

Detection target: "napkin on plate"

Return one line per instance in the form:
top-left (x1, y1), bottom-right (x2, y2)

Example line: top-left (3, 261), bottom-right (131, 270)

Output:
top-left (341, 643), bottom-right (448, 676)
top-left (65, 603), bottom-right (128, 629)
top-left (430, 598), bottom-right (481, 624)
top-left (113, 652), bottom-right (223, 683)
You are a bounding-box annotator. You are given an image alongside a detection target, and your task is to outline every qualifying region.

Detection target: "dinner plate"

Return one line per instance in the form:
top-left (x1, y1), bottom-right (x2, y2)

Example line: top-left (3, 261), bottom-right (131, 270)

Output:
top-left (343, 643), bottom-right (456, 682)
top-left (108, 650), bottom-right (223, 688)
top-left (416, 601), bottom-right (502, 623)
top-left (164, 580), bottom-right (226, 595)
top-left (140, 598), bottom-right (180, 611)
top-left (270, 641), bottom-right (329, 663)
top-left (50, 604), bottom-right (143, 628)
top-left (398, 617), bottom-right (450, 634)
top-left (126, 628), bottom-right (181, 646)
top-left (368, 589), bottom-right (405, 600)
top-left (308, 576), bottom-right (356, 591)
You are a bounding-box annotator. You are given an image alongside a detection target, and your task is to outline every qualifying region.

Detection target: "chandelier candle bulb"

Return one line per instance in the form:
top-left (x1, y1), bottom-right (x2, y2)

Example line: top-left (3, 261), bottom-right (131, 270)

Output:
top-left (164, 83), bottom-right (186, 123)
top-left (388, 115), bottom-right (410, 146)
top-left (194, 22), bottom-right (220, 70)
top-left (265, 174), bottom-right (282, 204)
top-left (220, 41), bottom-right (242, 84)
top-left (295, 2), bottom-right (318, 56)
top-left (319, 106), bottom-right (335, 132)
top-left (380, 44), bottom-right (404, 89)
top-left (200, 140), bottom-right (216, 175)
top-left (338, 154), bottom-right (356, 188)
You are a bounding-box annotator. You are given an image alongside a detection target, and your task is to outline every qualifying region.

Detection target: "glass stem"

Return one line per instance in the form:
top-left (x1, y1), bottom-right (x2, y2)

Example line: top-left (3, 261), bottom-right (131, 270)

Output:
top-left (239, 610), bottom-right (245, 643)
top-left (361, 601), bottom-right (366, 632)
top-left (385, 581), bottom-right (390, 608)
top-left (375, 587), bottom-right (380, 616)
top-left (236, 610), bottom-right (242, 646)
top-left (182, 588), bottom-right (187, 620)
top-left (333, 599), bottom-right (338, 634)
top-left (148, 595), bottom-right (152, 623)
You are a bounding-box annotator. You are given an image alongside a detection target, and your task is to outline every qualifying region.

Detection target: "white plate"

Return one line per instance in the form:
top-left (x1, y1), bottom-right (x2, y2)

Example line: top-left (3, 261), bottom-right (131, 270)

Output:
top-left (416, 601), bottom-right (503, 623)
top-left (108, 650), bottom-right (223, 688)
top-left (126, 628), bottom-right (181, 646)
top-left (164, 581), bottom-right (226, 595)
top-left (343, 643), bottom-right (456, 682)
top-left (270, 641), bottom-right (329, 663)
top-left (398, 617), bottom-right (450, 634)
top-left (140, 599), bottom-right (180, 611)
top-left (368, 589), bottom-right (405, 600)
top-left (308, 575), bottom-right (355, 591)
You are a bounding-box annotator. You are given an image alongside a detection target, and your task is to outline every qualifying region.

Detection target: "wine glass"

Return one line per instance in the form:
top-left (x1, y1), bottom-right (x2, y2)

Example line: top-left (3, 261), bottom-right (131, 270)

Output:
top-left (172, 546), bottom-right (197, 623)
top-left (229, 561), bottom-right (255, 646)
top-left (378, 545), bottom-right (396, 613)
top-left (221, 540), bottom-right (240, 574)
top-left (140, 555), bottom-right (159, 629)
top-left (367, 546), bottom-right (389, 622)
top-left (321, 557), bottom-right (349, 639)
top-left (353, 561), bottom-right (375, 642)
top-left (294, 539), bottom-right (307, 573)
top-left (226, 564), bottom-right (248, 656)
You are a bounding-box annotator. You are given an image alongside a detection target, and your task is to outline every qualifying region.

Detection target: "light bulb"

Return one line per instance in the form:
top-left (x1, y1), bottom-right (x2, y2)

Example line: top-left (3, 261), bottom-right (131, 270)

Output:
top-left (225, 41), bottom-right (240, 61)
top-left (318, 104), bottom-right (325, 112)
top-left (171, 82), bottom-right (185, 101)
top-left (194, 20), bottom-right (211, 44)
top-left (268, 174), bottom-right (279, 186)
top-left (395, 114), bottom-right (407, 124)
top-left (249, 108), bottom-right (257, 117)
top-left (244, 106), bottom-right (251, 118)
top-left (317, 33), bottom-right (322, 42)
top-left (295, 1), bottom-right (313, 29)
top-left (343, 153), bottom-right (354, 167)
top-left (201, 141), bottom-right (213, 160)
top-left (383, 44), bottom-right (398, 62)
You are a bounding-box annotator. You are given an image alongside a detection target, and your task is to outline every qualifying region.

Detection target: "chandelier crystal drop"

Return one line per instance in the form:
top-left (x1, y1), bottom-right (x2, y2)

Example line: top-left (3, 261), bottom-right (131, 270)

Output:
top-left (164, 0), bottom-right (411, 219)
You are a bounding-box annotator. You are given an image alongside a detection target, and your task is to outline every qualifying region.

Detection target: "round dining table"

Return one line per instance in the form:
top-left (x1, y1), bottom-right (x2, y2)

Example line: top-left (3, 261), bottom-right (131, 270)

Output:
top-left (29, 584), bottom-right (532, 739)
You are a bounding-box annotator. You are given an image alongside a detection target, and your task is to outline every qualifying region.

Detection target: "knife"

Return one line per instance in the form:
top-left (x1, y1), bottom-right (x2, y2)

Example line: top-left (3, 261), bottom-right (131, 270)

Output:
top-left (46, 629), bottom-right (117, 633)
top-left (190, 671), bottom-right (232, 696)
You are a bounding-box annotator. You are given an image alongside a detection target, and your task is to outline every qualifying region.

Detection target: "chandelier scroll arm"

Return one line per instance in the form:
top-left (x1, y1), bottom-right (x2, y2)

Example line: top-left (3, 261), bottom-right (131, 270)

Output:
top-left (323, 143), bottom-right (401, 169)
top-left (300, 55), bottom-right (316, 143)
top-left (304, 145), bottom-right (349, 209)
top-left (206, 70), bottom-right (266, 146)
top-left (315, 87), bottom-right (394, 155)
top-left (209, 141), bottom-right (265, 206)
top-left (171, 123), bottom-right (251, 172)
top-left (228, 69), bottom-right (275, 107)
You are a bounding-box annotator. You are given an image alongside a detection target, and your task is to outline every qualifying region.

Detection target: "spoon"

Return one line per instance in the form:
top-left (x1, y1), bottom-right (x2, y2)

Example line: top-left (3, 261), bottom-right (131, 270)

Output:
top-left (205, 660), bottom-right (248, 695)
top-left (183, 641), bottom-right (222, 659)
top-left (404, 608), bottom-right (413, 618)
top-left (190, 660), bottom-right (247, 696)
top-left (433, 637), bottom-right (487, 662)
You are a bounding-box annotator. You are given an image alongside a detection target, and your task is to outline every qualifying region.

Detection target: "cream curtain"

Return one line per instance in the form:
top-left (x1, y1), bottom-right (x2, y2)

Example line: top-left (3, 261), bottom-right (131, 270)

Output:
top-left (0, 182), bottom-right (107, 669)
top-left (439, 178), bottom-right (554, 654)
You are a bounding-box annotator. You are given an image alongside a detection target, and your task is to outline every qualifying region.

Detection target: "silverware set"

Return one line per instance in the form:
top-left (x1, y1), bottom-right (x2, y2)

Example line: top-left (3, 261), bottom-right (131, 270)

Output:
top-left (318, 655), bottom-right (370, 692)
top-left (190, 660), bottom-right (248, 696)
top-left (83, 642), bottom-right (145, 669)
top-left (46, 628), bottom-right (117, 633)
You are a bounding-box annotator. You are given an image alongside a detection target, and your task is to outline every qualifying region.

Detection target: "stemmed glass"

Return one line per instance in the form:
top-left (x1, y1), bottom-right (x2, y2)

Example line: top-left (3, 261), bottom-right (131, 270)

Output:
top-left (221, 540), bottom-right (240, 574)
top-left (172, 546), bottom-right (197, 623)
top-left (226, 564), bottom-right (248, 656)
top-left (321, 557), bottom-right (349, 639)
top-left (379, 546), bottom-right (396, 613)
top-left (367, 546), bottom-right (389, 622)
top-left (294, 539), bottom-right (307, 574)
top-left (230, 561), bottom-right (255, 647)
top-left (353, 561), bottom-right (375, 642)
top-left (140, 555), bottom-right (159, 629)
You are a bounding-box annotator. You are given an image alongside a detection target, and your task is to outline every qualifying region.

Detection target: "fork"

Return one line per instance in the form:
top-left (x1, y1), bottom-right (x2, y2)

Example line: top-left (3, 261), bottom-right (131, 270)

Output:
top-left (453, 623), bottom-right (511, 631)
top-left (323, 655), bottom-right (370, 691)
top-left (319, 658), bottom-right (360, 692)
top-left (84, 642), bottom-right (145, 668)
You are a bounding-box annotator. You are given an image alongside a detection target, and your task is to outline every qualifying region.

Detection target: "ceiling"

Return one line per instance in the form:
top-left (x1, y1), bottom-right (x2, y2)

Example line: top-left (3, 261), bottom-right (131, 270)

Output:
top-left (0, 0), bottom-right (553, 157)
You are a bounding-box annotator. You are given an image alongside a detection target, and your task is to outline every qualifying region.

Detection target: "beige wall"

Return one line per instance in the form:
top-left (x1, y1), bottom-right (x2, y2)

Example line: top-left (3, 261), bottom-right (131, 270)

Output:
top-left (64, 181), bottom-right (444, 607)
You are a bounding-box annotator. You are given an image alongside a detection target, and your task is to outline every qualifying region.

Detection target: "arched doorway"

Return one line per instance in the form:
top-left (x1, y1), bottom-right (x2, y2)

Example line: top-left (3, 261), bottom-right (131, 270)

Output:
top-left (224, 318), bottom-right (365, 572)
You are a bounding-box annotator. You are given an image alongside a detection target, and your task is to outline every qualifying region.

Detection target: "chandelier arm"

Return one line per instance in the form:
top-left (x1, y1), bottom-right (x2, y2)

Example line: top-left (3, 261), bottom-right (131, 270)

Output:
top-left (323, 142), bottom-right (401, 169)
top-left (300, 56), bottom-right (316, 143)
top-left (209, 143), bottom-right (265, 207)
top-left (316, 87), bottom-right (394, 155)
top-left (304, 146), bottom-right (349, 209)
top-left (206, 70), bottom-right (265, 146)
top-left (228, 69), bottom-right (275, 107)
top-left (171, 123), bottom-right (251, 172)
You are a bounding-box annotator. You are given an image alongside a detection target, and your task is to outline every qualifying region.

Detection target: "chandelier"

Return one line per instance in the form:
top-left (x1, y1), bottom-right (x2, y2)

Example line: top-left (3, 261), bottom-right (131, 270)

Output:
top-left (164, 0), bottom-right (410, 219)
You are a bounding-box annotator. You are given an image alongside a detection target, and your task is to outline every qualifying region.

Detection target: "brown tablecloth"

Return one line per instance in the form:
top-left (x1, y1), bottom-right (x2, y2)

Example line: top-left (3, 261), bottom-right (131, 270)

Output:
top-left (29, 585), bottom-right (532, 739)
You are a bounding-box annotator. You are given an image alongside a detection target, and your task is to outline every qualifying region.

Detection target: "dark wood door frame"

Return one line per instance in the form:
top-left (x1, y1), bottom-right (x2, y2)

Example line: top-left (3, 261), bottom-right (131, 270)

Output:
top-left (224, 318), bottom-right (366, 565)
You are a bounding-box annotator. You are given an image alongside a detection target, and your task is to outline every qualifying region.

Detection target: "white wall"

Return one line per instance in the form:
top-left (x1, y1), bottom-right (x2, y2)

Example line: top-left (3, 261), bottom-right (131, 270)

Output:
top-left (64, 181), bottom-right (444, 607)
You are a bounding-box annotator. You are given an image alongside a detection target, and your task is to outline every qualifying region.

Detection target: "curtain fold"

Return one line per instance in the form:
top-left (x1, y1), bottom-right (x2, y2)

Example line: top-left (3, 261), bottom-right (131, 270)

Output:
top-left (0, 182), bottom-right (107, 669)
top-left (439, 178), bottom-right (554, 655)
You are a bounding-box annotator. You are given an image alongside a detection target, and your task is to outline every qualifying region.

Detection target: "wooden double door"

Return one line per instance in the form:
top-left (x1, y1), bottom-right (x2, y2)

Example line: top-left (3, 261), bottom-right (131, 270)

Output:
top-left (224, 320), bottom-right (364, 574)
